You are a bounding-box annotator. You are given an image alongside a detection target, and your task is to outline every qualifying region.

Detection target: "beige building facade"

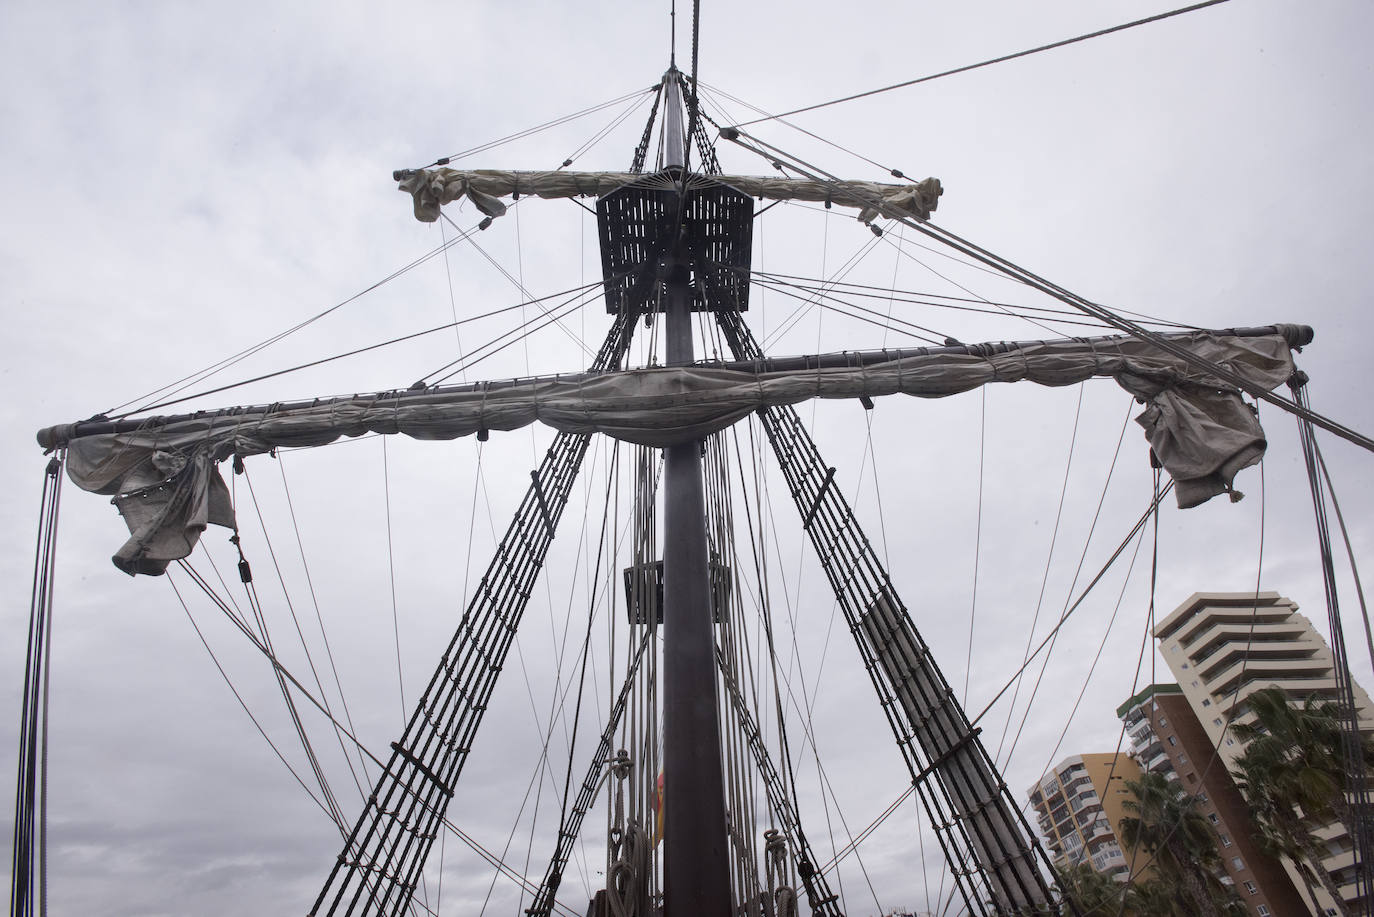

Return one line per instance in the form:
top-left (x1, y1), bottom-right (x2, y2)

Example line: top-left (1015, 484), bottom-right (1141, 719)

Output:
top-left (1153, 591), bottom-right (1374, 914)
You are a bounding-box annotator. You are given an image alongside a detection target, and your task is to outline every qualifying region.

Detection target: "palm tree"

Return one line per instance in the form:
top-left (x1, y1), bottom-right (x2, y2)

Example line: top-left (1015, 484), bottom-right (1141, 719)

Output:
top-left (1052, 862), bottom-right (1126, 915)
top-left (1123, 876), bottom-right (1183, 917)
top-left (1232, 746), bottom-right (1337, 916)
top-left (1118, 772), bottom-right (1230, 917)
top-left (1231, 686), bottom-right (1373, 839)
top-left (1229, 686), bottom-right (1372, 917)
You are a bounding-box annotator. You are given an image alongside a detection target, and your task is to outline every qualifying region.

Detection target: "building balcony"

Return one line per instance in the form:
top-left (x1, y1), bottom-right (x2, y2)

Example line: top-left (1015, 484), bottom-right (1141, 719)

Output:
top-left (1196, 640), bottom-right (1323, 680)
top-left (1084, 823), bottom-right (1115, 844)
top-left (1177, 610), bottom-right (1295, 650)
top-left (1322, 848), bottom-right (1357, 873)
top-left (1205, 656), bottom-right (1332, 696)
top-left (1230, 678), bottom-right (1341, 711)
top-left (1188, 622), bottom-right (1311, 663)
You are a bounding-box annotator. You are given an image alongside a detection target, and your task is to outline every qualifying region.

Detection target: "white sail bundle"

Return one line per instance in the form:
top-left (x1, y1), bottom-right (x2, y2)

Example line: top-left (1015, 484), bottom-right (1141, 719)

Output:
top-left (38, 327), bottom-right (1306, 576)
top-left (397, 168), bottom-right (944, 226)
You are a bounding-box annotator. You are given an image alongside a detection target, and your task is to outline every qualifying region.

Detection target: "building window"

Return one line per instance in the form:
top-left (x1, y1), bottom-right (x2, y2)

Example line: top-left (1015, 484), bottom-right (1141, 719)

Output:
top-left (1182, 663), bottom-right (1189, 669)
top-left (1159, 717), bottom-right (1169, 727)
top-left (1243, 880), bottom-right (1257, 894)
top-left (1220, 833), bottom-right (1232, 847)
top-left (1226, 737), bottom-right (1235, 746)
top-left (1257, 907), bottom-right (1270, 917)
top-left (1187, 772), bottom-right (1198, 784)
top-left (1232, 856), bottom-right (1244, 870)
top-left (1213, 717), bottom-right (1224, 726)
top-left (1167, 736), bottom-right (1177, 747)
top-left (1208, 813), bottom-right (1219, 824)
top-left (1179, 754), bottom-right (1188, 765)
top-left (1202, 698), bottom-right (1211, 706)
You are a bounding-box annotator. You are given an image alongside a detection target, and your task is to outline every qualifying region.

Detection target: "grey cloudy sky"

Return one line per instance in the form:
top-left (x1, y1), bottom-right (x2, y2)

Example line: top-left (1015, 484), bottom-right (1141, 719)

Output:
top-left (3, 1), bottom-right (1373, 915)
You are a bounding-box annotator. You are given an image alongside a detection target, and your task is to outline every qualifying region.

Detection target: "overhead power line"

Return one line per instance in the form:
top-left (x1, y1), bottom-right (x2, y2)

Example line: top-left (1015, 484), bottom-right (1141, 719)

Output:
top-left (727, 0), bottom-right (1234, 128)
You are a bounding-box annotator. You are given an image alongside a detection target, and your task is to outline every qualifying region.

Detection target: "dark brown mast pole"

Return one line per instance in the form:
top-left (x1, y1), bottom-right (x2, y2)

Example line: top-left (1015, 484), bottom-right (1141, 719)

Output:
top-left (658, 70), bottom-right (733, 917)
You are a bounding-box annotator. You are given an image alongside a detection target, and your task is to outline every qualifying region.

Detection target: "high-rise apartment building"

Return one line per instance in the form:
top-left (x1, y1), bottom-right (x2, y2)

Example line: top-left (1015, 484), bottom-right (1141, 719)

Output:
top-left (1154, 591), bottom-right (1374, 914)
top-left (1027, 753), bottom-right (1143, 882)
top-left (1117, 683), bottom-right (1307, 916)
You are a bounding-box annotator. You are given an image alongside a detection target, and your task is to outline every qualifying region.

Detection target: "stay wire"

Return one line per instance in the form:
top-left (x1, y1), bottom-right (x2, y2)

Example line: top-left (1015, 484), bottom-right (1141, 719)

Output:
top-left (173, 557), bottom-right (576, 916)
top-left (1002, 396), bottom-right (1133, 767)
top-left (1037, 496), bottom-right (1148, 782)
top-left (552, 442), bottom-right (620, 891)
top-left (166, 573), bottom-right (337, 825)
top-left (1104, 458), bottom-right (1262, 914)
top-left (13, 455), bottom-right (63, 917)
top-left (1314, 442), bottom-right (1374, 677)
top-left (994, 384), bottom-right (1085, 766)
top-left (276, 455), bottom-right (370, 798)
top-left (752, 265), bottom-right (1193, 331)
top-left (759, 233), bottom-right (888, 349)
top-left (440, 211), bottom-right (594, 359)
top-left (723, 126), bottom-right (1372, 453)
top-left (108, 219), bottom-right (492, 418)
top-left (239, 469), bottom-right (349, 832)
top-left (1292, 382), bottom-right (1374, 904)
top-left (432, 86), bottom-right (657, 166)
top-left (969, 479), bottom-right (1175, 729)
top-left (561, 91), bottom-right (657, 169)
top-left (728, 0), bottom-right (1235, 128)
top-left (697, 81), bottom-right (904, 179)
top-left (382, 438), bottom-right (407, 725)
top-left (963, 389), bottom-right (985, 706)
top-left (745, 271), bottom-right (948, 344)
top-left (113, 278), bottom-right (604, 419)
top-left (424, 286), bottom-right (603, 386)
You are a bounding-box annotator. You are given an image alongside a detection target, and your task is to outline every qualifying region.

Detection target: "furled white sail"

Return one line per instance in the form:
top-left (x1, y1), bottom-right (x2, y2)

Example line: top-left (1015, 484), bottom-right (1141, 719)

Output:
top-left (396, 168), bottom-right (944, 226)
top-left (39, 328), bottom-right (1304, 575)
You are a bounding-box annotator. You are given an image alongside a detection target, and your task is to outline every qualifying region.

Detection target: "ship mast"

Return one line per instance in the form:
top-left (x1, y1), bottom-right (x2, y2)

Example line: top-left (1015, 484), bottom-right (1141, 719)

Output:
top-left (656, 69), bottom-right (734, 916)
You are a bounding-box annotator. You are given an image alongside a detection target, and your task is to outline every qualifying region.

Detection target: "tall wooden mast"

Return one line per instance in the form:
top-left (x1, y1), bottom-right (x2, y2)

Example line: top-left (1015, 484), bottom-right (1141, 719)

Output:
top-left (656, 69), bottom-right (734, 916)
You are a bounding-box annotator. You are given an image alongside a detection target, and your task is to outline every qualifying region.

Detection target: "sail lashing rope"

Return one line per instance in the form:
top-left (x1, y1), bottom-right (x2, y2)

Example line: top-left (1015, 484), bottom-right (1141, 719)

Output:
top-left (11, 456), bottom-right (64, 917)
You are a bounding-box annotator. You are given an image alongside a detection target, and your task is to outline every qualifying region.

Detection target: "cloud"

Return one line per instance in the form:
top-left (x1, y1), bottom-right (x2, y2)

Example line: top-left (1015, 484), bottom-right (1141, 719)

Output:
top-left (4, 2), bottom-right (1374, 915)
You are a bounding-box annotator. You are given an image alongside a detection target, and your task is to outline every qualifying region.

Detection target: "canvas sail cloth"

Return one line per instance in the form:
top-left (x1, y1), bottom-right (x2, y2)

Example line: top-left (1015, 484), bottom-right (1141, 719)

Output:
top-left (39, 327), bottom-right (1306, 576)
top-left (396, 168), bottom-right (944, 226)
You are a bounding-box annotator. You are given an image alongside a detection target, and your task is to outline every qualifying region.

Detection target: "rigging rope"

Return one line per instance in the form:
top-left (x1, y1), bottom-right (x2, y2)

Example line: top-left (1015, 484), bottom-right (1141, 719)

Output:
top-left (1314, 443), bottom-right (1374, 678)
top-left (170, 555), bottom-right (581, 916)
top-left (108, 218), bottom-right (497, 419)
top-left (113, 277), bottom-right (605, 419)
top-left (431, 87), bottom-right (657, 167)
top-left (995, 385), bottom-right (1085, 767)
top-left (727, 0), bottom-right (1235, 128)
top-left (969, 479), bottom-right (1175, 729)
top-left (1002, 397), bottom-right (1133, 769)
top-left (724, 128), bottom-right (1374, 454)
top-left (276, 455), bottom-right (371, 799)
top-left (12, 456), bottom-right (64, 917)
top-left (1291, 378), bottom-right (1374, 906)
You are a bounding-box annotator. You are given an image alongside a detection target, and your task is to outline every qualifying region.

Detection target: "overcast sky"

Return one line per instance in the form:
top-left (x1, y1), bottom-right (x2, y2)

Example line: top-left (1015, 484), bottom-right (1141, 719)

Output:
top-left (3, 2), bottom-right (1373, 916)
